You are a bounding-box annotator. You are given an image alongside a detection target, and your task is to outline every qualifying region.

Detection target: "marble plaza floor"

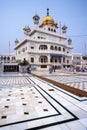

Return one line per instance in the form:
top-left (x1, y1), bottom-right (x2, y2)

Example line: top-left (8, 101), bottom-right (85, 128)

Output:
top-left (0, 72), bottom-right (87, 130)
top-left (32, 70), bottom-right (87, 92)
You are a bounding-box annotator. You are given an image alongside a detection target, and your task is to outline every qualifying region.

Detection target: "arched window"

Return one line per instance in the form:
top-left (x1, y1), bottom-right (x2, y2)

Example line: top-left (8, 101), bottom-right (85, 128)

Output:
top-left (7, 56), bottom-right (10, 60)
top-left (51, 28), bottom-right (53, 32)
top-left (55, 59), bottom-right (57, 62)
top-left (50, 46), bottom-right (54, 50)
top-left (4, 56), bottom-right (6, 60)
top-left (58, 47), bottom-right (61, 51)
top-left (31, 57), bottom-right (34, 63)
top-left (39, 45), bottom-right (48, 50)
top-left (54, 29), bottom-right (56, 32)
top-left (59, 57), bottom-right (61, 63)
top-left (12, 57), bottom-right (15, 60)
top-left (63, 48), bottom-right (65, 52)
top-left (67, 60), bottom-right (69, 64)
top-left (48, 28), bottom-right (50, 31)
top-left (50, 58), bottom-right (53, 63)
top-left (55, 46), bottom-right (57, 50)
top-left (39, 56), bottom-right (48, 63)
top-left (63, 57), bottom-right (65, 63)
top-left (1, 56), bottom-right (3, 60)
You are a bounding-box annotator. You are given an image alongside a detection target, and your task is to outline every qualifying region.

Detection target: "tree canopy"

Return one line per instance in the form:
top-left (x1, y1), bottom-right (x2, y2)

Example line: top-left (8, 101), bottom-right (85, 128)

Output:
top-left (19, 59), bottom-right (29, 66)
top-left (82, 56), bottom-right (87, 60)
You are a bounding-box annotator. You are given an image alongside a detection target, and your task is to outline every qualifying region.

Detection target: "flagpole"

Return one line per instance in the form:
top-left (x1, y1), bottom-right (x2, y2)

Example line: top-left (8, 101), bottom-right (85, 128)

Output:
top-left (59, 21), bottom-right (61, 34)
top-left (9, 41), bottom-right (10, 56)
top-left (84, 43), bottom-right (86, 56)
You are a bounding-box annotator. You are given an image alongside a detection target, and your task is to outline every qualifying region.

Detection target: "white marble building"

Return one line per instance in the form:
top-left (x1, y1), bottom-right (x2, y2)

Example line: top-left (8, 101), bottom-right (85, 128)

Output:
top-left (0, 53), bottom-right (18, 72)
top-left (71, 53), bottom-right (82, 67)
top-left (15, 8), bottom-right (73, 70)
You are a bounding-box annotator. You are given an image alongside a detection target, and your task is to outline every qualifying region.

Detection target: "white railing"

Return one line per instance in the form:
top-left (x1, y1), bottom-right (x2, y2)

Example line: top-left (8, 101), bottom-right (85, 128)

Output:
top-left (28, 50), bottom-right (68, 56)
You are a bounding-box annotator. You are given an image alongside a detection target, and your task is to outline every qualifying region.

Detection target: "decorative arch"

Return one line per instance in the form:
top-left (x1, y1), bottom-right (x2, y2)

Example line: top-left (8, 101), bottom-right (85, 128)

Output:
top-left (39, 45), bottom-right (48, 50)
top-left (39, 56), bottom-right (48, 63)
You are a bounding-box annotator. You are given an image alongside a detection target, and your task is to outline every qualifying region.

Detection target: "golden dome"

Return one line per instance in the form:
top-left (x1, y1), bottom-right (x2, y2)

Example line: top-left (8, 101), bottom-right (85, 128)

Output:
top-left (39, 8), bottom-right (58, 28)
top-left (42, 15), bottom-right (54, 25)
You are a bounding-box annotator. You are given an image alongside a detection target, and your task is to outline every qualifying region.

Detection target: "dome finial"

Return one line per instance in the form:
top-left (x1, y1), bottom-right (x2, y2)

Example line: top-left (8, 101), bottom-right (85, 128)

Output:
top-left (47, 8), bottom-right (49, 16)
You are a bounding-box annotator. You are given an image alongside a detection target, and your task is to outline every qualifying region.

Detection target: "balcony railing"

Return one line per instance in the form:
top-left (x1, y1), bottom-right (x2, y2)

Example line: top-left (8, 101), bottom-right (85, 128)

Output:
top-left (28, 50), bottom-right (69, 56)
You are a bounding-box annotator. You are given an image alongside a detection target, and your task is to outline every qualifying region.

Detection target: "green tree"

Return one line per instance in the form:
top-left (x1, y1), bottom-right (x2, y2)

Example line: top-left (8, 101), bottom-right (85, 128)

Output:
top-left (82, 56), bottom-right (87, 60)
top-left (19, 59), bottom-right (29, 66)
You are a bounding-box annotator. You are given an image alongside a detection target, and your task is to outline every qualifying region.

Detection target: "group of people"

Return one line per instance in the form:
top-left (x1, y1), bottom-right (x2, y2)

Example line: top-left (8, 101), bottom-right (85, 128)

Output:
top-left (27, 66), bottom-right (31, 73)
top-left (27, 65), bottom-right (56, 74)
top-left (49, 65), bottom-right (55, 73)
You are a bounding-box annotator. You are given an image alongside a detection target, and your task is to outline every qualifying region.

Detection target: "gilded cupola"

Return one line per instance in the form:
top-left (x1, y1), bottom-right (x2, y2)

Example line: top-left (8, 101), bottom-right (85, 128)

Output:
top-left (40, 8), bottom-right (58, 28)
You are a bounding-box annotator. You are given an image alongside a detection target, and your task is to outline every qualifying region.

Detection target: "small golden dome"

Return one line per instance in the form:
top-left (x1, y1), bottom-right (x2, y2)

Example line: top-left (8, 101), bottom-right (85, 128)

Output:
top-left (23, 26), bottom-right (31, 32)
top-left (15, 38), bottom-right (19, 43)
top-left (68, 38), bottom-right (72, 42)
top-left (62, 24), bottom-right (67, 30)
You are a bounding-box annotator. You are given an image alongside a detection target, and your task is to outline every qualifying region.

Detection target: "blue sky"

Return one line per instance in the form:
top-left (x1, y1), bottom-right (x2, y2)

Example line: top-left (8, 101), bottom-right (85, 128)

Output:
top-left (0, 0), bottom-right (87, 55)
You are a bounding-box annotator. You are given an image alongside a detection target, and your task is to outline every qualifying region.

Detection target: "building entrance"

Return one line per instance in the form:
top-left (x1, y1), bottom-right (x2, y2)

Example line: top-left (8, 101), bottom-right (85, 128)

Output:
top-left (4, 65), bottom-right (19, 72)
